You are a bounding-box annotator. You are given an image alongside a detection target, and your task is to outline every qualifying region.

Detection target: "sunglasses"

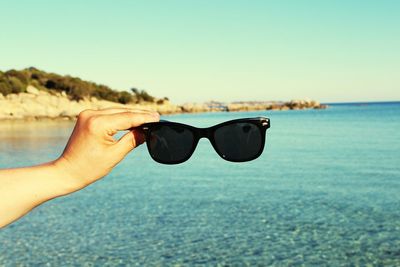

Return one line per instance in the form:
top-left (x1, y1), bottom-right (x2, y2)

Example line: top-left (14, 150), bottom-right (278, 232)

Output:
top-left (140, 117), bottom-right (270, 164)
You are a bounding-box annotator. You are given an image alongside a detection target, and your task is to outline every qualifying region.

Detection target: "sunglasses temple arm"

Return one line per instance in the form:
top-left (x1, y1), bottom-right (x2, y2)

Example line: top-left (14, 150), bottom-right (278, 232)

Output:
top-left (128, 119), bottom-right (171, 132)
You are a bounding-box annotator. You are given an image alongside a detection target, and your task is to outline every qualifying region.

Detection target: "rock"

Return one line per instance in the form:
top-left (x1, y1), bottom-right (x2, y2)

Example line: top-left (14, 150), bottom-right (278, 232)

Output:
top-left (280, 106), bottom-right (290, 111)
top-left (6, 94), bottom-right (19, 100)
top-left (181, 103), bottom-right (209, 113)
top-left (26, 85), bottom-right (40, 95)
top-left (314, 104), bottom-right (327, 109)
top-left (155, 103), bottom-right (181, 114)
top-left (38, 90), bottom-right (49, 96)
top-left (59, 110), bottom-right (74, 117)
top-left (0, 91), bottom-right (327, 120)
top-left (19, 93), bottom-right (36, 99)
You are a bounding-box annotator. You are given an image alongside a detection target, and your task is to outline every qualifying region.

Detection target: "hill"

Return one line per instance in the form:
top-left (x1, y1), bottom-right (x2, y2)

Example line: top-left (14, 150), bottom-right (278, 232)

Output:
top-left (0, 67), bottom-right (160, 104)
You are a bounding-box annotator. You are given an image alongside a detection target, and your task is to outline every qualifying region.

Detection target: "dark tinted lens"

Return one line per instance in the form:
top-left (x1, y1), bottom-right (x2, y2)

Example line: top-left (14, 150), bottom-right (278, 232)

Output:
top-left (213, 122), bottom-right (263, 161)
top-left (148, 124), bottom-right (195, 163)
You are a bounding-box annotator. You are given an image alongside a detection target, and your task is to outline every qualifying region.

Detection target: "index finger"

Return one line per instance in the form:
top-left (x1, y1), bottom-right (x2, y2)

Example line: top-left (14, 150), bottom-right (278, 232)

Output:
top-left (102, 111), bottom-right (160, 131)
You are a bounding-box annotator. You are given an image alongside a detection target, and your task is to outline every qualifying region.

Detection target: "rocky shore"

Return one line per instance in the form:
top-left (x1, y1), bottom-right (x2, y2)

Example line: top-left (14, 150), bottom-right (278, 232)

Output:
top-left (0, 86), bottom-right (326, 121)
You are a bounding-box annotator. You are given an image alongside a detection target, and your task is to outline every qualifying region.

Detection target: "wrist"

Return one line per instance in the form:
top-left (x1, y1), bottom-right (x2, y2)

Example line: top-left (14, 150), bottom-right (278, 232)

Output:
top-left (51, 157), bottom-right (89, 194)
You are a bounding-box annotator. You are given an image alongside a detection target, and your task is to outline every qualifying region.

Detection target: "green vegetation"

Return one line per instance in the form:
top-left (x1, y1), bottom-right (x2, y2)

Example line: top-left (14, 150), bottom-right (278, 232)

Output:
top-left (0, 67), bottom-right (157, 104)
top-left (130, 88), bottom-right (155, 102)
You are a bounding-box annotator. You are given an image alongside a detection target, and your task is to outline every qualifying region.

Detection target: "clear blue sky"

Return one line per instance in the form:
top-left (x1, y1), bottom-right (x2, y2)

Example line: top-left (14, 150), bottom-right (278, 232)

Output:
top-left (1, 0), bottom-right (399, 103)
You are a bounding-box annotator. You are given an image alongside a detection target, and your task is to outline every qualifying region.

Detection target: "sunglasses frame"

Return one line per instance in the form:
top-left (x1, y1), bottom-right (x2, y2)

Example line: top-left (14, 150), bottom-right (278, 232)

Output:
top-left (140, 117), bottom-right (271, 164)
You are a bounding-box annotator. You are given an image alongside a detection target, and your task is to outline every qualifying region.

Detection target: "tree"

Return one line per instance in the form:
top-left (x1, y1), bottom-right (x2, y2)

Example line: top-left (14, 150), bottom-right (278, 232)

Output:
top-left (131, 88), bottom-right (139, 95)
top-left (0, 81), bottom-right (11, 95)
top-left (9, 77), bottom-right (26, 93)
top-left (118, 91), bottom-right (133, 104)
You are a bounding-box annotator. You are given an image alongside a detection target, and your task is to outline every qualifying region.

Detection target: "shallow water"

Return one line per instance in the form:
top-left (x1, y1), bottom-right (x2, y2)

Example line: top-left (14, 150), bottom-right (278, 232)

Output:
top-left (1, 103), bottom-right (400, 266)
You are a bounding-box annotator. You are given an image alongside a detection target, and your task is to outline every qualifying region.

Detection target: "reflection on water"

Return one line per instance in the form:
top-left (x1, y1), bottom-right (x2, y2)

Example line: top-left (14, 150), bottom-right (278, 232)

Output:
top-left (0, 120), bottom-right (74, 167)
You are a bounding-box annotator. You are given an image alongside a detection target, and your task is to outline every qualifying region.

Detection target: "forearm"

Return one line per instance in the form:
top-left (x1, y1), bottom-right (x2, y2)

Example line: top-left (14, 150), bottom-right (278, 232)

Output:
top-left (0, 160), bottom-right (80, 228)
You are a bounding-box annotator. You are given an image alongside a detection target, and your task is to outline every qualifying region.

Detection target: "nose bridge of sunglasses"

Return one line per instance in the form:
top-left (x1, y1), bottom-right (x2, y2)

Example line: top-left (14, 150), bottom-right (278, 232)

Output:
top-left (197, 127), bottom-right (213, 139)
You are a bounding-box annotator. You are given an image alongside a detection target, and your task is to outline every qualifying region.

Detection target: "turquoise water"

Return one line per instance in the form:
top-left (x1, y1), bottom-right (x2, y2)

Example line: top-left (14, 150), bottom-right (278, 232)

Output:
top-left (1, 103), bottom-right (400, 266)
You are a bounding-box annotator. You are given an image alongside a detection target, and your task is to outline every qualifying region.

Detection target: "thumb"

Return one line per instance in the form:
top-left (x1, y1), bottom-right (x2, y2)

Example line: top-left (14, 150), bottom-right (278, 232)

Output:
top-left (117, 129), bottom-right (146, 155)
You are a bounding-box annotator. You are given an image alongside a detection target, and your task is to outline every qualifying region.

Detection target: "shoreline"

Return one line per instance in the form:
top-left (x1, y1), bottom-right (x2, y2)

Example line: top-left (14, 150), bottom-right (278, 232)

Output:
top-left (0, 87), bottom-right (326, 122)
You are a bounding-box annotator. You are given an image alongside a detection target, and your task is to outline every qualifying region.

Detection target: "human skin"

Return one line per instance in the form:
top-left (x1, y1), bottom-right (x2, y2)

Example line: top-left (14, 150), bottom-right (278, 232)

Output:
top-left (0, 108), bottom-right (160, 228)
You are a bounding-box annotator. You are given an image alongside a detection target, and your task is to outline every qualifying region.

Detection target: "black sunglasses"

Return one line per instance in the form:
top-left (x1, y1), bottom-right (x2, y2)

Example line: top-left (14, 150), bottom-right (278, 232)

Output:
top-left (139, 117), bottom-right (270, 164)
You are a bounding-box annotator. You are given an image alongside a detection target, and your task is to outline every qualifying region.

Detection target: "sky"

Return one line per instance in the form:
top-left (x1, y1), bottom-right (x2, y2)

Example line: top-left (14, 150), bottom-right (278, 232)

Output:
top-left (1, 0), bottom-right (399, 104)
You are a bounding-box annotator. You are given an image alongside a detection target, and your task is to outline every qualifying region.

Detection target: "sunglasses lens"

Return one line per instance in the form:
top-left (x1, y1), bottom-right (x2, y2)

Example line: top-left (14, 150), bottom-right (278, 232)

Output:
top-left (147, 125), bottom-right (195, 163)
top-left (213, 122), bottom-right (263, 161)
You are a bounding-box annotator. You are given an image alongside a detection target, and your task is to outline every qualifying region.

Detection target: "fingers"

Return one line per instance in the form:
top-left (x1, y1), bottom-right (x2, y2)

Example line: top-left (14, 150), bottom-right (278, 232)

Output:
top-left (103, 111), bottom-right (160, 131)
top-left (77, 108), bottom-right (159, 155)
top-left (81, 107), bottom-right (156, 116)
top-left (117, 129), bottom-right (146, 155)
top-left (79, 108), bottom-right (160, 132)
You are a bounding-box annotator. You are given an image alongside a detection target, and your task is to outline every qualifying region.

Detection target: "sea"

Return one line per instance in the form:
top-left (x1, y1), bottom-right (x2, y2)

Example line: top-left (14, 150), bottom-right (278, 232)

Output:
top-left (0, 102), bottom-right (399, 266)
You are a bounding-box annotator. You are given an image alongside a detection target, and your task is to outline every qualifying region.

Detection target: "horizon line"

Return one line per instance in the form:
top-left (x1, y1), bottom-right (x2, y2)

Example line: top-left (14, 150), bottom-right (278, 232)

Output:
top-left (323, 100), bottom-right (400, 105)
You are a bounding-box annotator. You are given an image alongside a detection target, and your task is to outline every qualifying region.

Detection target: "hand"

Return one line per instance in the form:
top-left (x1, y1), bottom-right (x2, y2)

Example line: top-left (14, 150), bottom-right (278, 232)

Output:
top-left (0, 108), bottom-right (159, 228)
top-left (55, 108), bottom-right (160, 190)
